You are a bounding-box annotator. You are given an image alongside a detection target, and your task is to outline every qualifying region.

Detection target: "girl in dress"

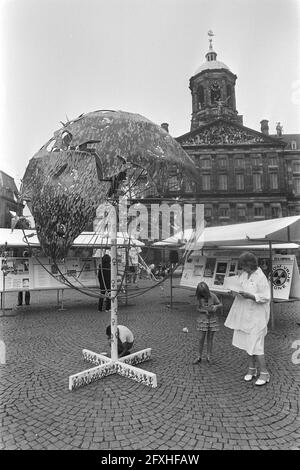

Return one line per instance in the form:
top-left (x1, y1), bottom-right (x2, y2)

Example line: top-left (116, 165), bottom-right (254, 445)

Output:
top-left (193, 282), bottom-right (222, 364)
top-left (225, 252), bottom-right (270, 386)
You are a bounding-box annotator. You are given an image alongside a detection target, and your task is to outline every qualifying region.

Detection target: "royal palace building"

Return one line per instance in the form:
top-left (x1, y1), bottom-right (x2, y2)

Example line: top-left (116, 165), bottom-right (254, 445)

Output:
top-left (162, 34), bottom-right (300, 227)
top-left (0, 170), bottom-right (20, 228)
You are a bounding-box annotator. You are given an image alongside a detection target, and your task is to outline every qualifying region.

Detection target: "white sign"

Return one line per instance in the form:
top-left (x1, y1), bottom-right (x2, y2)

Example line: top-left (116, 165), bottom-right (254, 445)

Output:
top-left (272, 255), bottom-right (300, 300)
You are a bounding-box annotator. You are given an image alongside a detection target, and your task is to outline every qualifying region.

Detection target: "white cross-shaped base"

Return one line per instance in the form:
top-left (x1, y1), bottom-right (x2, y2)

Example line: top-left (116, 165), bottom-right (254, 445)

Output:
top-left (69, 348), bottom-right (157, 390)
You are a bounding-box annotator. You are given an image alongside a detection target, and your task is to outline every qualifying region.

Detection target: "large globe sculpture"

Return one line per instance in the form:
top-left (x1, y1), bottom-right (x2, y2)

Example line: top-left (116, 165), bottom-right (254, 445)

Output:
top-left (21, 110), bottom-right (198, 260)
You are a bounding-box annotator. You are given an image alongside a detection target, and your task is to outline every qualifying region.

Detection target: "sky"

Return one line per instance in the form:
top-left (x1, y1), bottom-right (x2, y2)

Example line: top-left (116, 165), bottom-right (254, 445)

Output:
top-left (0, 0), bottom-right (299, 187)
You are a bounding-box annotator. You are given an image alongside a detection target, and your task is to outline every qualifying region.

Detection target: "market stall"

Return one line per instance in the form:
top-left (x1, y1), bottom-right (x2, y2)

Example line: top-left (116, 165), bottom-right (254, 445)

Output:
top-left (155, 216), bottom-right (300, 327)
top-left (0, 228), bottom-right (144, 310)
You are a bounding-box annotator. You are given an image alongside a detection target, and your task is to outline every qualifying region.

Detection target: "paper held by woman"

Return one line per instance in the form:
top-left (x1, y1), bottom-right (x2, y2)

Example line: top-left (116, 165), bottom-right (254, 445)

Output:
top-left (223, 276), bottom-right (242, 294)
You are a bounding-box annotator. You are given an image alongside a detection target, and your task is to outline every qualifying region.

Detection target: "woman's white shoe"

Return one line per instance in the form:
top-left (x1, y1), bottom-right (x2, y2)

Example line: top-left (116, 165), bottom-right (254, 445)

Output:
top-left (244, 367), bottom-right (257, 381)
top-left (255, 372), bottom-right (270, 386)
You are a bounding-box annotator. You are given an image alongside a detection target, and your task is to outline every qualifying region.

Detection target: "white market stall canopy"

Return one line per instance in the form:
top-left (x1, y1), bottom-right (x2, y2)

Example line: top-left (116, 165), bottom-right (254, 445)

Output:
top-left (154, 216), bottom-right (300, 248)
top-left (0, 229), bottom-right (144, 248)
top-left (216, 244), bottom-right (299, 250)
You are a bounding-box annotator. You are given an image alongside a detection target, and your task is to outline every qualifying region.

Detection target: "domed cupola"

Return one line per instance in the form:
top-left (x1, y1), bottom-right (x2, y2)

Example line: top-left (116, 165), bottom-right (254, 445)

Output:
top-left (189, 31), bottom-right (242, 131)
top-left (205, 32), bottom-right (218, 63)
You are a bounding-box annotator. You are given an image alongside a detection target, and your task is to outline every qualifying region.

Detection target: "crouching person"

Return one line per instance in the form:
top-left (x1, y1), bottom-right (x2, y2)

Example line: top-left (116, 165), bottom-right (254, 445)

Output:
top-left (106, 324), bottom-right (134, 358)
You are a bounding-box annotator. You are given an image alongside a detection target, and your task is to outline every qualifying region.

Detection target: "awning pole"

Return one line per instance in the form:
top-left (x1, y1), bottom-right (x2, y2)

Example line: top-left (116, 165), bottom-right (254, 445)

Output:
top-left (2, 274), bottom-right (5, 311)
top-left (269, 240), bottom-right (275, 329)
top-left (125, 248), bottom-right (128, 306)
top-left (170, 262), bottom-right (173, 309)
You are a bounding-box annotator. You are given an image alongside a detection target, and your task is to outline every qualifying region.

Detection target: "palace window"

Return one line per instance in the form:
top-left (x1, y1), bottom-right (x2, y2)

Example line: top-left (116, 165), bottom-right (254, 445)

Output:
top-left (219, 206), bottom-right (230, 218)
top-left (236, 174), bottom-right (244, 190)
top-left (269, 173), bottom-right (279, 190)
top-left (218, 157), bottom-right (227, 168)
top-left (201, 157), bottom-right (212, 169)
top-left (184, 178), bottom-right (193, 193)
top-left (271, 204), bottom-right (282, 218)
top-left (237, 205), bottom-right (246, 218)
top-left (268, 155), bottom-right (278, 167)
top-left (251, 154), bottom-right (262, 166)
top-left (198, 86), bottom-right (205, 109)
top-left (226, 84), bottom-right (233, 107)
top-left (293, 177), bottom-right (300, 195)
top-left (253, 173), bottom-right (262, 191)
top-left (202, 174), bottom-right (211, 190)
top-left (291, 141), bottom-right (297, 150)
top-left (204, 206), bottom-right (213, 219)
top-left (254, 205), bottom-right (264, 218)
top-left (235, 157), bottom-right (245, 169)
top-left (218, 174), bottom-right (228, 190)
top-left (293, 161), bottom-right (300, 173)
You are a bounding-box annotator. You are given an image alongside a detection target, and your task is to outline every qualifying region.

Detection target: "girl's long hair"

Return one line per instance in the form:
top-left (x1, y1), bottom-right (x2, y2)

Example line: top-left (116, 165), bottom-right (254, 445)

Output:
top-left (196, 282), bottom-right (211, 301)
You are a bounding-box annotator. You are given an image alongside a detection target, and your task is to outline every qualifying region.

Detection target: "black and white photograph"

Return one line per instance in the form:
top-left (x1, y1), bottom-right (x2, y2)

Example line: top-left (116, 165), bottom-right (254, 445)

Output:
top-left (0, 0), bottom-right (300, 455)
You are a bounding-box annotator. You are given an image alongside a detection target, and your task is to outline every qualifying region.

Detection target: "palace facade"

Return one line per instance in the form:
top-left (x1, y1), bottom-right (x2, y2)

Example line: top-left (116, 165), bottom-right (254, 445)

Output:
top-left (163, 35), bottom-right (300, 227)
top-left (0, 170), bottom-right (20, 228)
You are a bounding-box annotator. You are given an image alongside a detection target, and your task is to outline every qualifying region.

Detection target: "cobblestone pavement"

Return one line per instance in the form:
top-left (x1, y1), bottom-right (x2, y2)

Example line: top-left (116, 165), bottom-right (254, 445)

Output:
top-left (0, 279), bottom-right (300, 450)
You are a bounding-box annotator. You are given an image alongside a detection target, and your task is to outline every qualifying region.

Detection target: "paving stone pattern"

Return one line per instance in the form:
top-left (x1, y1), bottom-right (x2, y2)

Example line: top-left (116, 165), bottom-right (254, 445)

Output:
top-left (0, 280), bottom-right (299, 450)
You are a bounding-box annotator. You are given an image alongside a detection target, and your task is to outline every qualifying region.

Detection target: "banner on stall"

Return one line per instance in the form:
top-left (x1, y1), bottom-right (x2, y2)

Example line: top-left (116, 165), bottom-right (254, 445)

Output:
top-left (271, 255), bottom-right (300, 300)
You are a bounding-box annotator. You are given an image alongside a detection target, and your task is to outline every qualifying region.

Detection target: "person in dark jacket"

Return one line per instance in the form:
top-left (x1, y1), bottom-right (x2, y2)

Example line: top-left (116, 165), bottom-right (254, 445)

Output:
top-left (98, 254), bottom-right (111, 312)
top-left (17, 249), bottom-right (30, 306)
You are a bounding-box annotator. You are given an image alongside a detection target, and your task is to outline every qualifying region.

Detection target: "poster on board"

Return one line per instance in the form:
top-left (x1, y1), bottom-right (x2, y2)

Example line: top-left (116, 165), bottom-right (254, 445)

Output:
top-left (0, 255), bottom-right (127, 292)
top-left (0, 257), bottom-right (99, 292)
top-left (271, 255), bottom-right (300, 300)
top-left (0, 258), bottom-right (33, 291)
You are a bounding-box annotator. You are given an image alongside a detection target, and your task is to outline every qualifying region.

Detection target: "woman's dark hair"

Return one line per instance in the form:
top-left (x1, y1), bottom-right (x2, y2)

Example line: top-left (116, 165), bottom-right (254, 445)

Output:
top-left (239, 252), bottom-right (258, 271)
top-left (196, 282), bottom-right (211, 301)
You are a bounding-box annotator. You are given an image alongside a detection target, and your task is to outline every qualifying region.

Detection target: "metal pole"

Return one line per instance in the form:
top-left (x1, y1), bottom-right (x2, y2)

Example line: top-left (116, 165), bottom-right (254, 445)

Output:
top-left (269, 240), bottom-right (275, 329)
top-left (110, 205), bottom-right (118, 361)
top-left (125, 248), bottom-right (128, 306)
top-left (170, 263), bottom-right (173, 309)
top-left (58, 289), bottom-right (65, 311)
top-left (2, 274), bottom-right (5, 311)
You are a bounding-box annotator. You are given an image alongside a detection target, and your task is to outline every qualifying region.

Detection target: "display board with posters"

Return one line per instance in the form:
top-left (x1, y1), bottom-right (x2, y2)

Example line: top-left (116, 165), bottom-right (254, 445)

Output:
top-left (180, 251), bottom-right (239, 291)
top-left (0, 252), bottom-right (129, 293)
top-left (0, 257), bottom-right (33, 291)
top-left (0, 257), bottom-right (99, 292)
top-left (180, 251), bottom-right (300, 300)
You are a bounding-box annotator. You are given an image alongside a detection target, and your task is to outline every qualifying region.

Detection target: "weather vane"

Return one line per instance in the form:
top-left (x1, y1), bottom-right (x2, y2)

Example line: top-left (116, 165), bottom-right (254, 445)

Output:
top-left (208, 30), bottom-right (214, 49)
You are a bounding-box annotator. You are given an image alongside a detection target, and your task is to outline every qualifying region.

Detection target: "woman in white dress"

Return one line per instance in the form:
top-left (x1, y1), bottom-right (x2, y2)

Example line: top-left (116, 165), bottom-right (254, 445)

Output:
top-left (225, 252), bottom-right (270, 386)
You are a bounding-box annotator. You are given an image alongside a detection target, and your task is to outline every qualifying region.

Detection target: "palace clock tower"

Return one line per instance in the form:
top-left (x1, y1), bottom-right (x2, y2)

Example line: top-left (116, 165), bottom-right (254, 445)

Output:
top-left (189, 31), bottom-right (243, 131)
